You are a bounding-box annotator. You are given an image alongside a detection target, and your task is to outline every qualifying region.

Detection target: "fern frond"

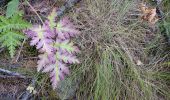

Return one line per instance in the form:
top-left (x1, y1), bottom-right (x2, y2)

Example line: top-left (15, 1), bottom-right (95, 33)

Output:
top-left (48, 8), bottom-right (57, 28)
top-left (27, 25), bottom-right (54, 54)
top-left (49, 61), bottom-right (69, 89)
top-left (56, 51), bottom-right (79, 64)
top-left (24, 8), bottom-right (80, 89)
top-left (50, 63), bottom-right (60, 89)
top-left (37, 53), bottom-right (50, 72)
top-left (55, 17), bottom-right (80, 39)
top-left (0, 31), bottom-right (25, 57)
top-left (0, 14), bottom-right (31, 58)
top-left (55, 39), bottom-right (79, 53)
top-left (0, 15), bottom-right (31, 32)
top-left (6, 0), bottom-right (19, 18)
top-left (42, 60), bottom-right (69, 89)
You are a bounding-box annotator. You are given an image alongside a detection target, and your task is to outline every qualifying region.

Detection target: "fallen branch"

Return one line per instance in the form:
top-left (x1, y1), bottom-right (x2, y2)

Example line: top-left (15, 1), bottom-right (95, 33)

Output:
top-left (0, 61), bottom-right (21, 68)
top-left (26, 0), bottom-right (44, 24)
top-left (0, 68), bottom-right (26, 78)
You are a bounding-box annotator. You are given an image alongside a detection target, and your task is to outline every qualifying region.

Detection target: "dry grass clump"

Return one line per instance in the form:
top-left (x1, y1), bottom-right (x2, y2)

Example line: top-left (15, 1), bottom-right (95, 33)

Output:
top-left (55, 0), bottom-right (170, 99)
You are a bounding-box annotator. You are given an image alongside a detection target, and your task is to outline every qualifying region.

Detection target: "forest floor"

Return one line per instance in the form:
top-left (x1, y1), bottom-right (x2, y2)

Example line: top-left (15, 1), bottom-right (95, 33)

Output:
top-left (0, 0), bottom-right (170, 100)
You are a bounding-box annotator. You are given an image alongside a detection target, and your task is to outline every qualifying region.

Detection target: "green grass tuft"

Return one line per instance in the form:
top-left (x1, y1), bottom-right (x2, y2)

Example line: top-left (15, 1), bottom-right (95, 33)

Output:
top-left (58, 0), bottom-right (170, 99)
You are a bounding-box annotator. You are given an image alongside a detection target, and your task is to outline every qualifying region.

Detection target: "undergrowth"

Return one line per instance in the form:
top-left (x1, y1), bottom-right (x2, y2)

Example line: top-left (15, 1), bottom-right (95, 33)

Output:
top-left (0, 0), bottom-right (170, 100)
top-left (54, 0), bottom-right (170, 99)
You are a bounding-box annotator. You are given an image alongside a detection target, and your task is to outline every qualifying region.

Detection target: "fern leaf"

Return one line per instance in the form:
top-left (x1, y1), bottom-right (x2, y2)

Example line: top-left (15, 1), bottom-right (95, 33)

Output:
top-left (37, 53), bottom-right (50, 72)
top-left (25, 8), bottom-right (80, 89)
top-left (52, 61), bottom-right (69, 85)
top-left (37, 53), bottom-right (70, 89)
top-left (0, 15), bottom-right (31, 32)
top-left (50, 63), bottom-right (60, 89)
top-left (56, 51), bottom-right (79, 64)
top-left (48, 8), bottom-right (57, 29)
top-left (0, 31), bottom-right (25, 57)
top-left (0, 16), bottom-right (9, 24)
top-left (25, 25), bottom-right (54, 54)
top-left (6, 0), bottom-right (19, 18)
top-left (43, 60), bottom-right (69, 89)
top-left (55, 17), bottom-right (80, 39)
top-left (0, 14), bottom-right (31, 58)
top-left (55, 39), bottom-right (79, 53)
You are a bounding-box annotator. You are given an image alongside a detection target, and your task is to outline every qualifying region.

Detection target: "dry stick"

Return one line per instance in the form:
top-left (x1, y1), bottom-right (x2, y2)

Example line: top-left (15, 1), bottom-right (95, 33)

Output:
top-left (0, 68), bottom-right (26, 78)
top-left (25, 0), bottom-right (44, 24)
top-left (15, 38), bottom-right (26, 62)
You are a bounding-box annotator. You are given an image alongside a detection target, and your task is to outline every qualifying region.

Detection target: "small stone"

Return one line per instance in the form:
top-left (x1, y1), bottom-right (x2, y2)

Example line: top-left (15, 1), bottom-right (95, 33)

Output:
top-left (137, 60), bottom-right (143, 66)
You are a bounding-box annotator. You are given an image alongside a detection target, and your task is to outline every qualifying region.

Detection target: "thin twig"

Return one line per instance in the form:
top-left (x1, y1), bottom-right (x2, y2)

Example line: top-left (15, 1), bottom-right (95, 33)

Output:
top-left (25, 0), bottom-right (44, 24)
top-left (15, 38), bottom-right (26, 62)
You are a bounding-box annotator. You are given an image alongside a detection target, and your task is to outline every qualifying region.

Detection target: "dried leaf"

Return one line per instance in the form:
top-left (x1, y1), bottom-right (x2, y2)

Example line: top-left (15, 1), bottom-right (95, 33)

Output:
top-left (139, 2), bottom-right (159, 24)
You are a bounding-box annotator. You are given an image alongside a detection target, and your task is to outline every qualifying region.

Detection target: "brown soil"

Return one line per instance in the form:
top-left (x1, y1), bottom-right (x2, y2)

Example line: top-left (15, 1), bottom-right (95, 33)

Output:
top-left (0, 76), bottom-right (31, 99)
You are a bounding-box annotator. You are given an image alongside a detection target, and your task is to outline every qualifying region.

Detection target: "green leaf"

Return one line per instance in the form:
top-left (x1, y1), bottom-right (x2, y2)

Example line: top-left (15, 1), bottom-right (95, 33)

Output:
top-left (48, 9), bottom-right (57, 29)
top-left (0, 14), bottom-right (31, 58)
top-left (0, 31), bottom-right (25, 58)
top-left (55, 40), bottom-right (77, 53)
top-left (0, 15), bottom-right (31, 32)
top-left (6, 0), bottom-right (19, 18)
